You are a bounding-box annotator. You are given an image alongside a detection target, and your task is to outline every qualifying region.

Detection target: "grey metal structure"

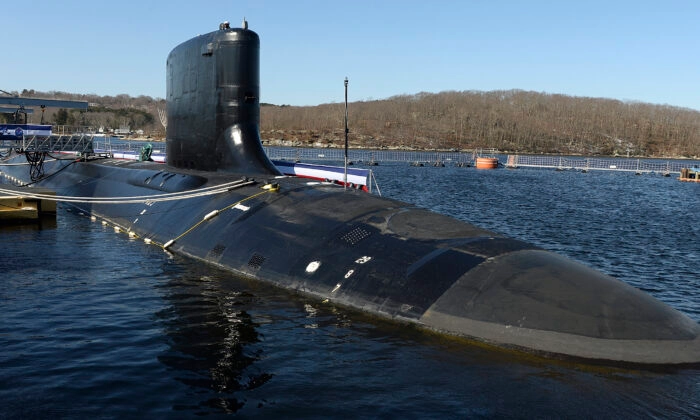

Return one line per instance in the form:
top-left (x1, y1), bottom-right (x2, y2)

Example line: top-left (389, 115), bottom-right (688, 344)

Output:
top-left (0, 93), bottom-right (88, 125)
top-left (0, 107), bottom-right (33, 114)
top-left (19, 135), bottom-right (94, 154)
top-left (0, 96), bottom-right (88, 110)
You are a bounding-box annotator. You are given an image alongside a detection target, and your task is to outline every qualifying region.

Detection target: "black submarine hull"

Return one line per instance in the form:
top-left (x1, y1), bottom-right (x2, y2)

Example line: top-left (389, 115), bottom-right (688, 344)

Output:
top-left (2, 21), bottom-right (698, 365)
top-left (3, 156), bottom-right (698, 365)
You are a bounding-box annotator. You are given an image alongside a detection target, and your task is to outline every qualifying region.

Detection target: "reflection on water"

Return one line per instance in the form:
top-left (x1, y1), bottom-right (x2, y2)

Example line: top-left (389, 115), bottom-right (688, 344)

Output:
top-left (0, 215), bottom-right (57, 231)
top-left (155, 266), bottom-right (273, 414)
top-left (150, 256), bottom-right (377, 416)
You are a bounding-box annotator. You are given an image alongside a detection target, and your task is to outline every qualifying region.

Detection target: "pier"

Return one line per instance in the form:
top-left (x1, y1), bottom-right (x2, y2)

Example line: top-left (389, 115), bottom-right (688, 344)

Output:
top-left (0, 185), bottom-right (56, 222)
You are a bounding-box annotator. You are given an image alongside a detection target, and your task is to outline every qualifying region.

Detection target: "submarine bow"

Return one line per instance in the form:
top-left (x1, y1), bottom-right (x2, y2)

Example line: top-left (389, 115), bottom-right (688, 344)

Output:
top-left (2, 20), bottom-right (698, 366)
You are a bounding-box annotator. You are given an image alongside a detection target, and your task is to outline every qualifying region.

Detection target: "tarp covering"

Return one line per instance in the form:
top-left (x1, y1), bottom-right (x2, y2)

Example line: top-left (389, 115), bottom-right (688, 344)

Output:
top-left (273, 160), bottom-right (370, 189)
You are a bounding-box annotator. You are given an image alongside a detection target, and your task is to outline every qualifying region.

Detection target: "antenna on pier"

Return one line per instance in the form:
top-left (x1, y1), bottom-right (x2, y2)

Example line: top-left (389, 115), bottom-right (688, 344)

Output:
top-left (157, 107), bottom-right (167, 129)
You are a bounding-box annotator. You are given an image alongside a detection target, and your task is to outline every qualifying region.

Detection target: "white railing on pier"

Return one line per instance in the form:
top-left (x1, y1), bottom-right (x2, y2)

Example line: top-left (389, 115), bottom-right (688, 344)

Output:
top-left (262, 147), bottom-right (475, 164)
top-left (505, 155), bottom-right (696, 174)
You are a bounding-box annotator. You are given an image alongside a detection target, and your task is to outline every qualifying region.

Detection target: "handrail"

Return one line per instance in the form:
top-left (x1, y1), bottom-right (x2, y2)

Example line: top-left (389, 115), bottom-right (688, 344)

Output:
top-left (505, 154), bottom-right (694, 174)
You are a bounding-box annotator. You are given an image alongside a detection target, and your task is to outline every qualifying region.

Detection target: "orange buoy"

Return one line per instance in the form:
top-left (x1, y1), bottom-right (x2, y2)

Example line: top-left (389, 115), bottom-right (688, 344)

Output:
top-left (475, 157), bottom-right (499, 169)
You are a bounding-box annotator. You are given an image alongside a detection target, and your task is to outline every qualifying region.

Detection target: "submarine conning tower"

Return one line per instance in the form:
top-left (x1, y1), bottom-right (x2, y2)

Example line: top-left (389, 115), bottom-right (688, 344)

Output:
top-left (165, 19), bottom-right (280, 175)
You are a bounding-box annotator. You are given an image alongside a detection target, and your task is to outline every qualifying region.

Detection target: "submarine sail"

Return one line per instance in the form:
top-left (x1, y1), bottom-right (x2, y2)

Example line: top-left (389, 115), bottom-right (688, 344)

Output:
top-left (166, 20), bottom-right (279, 175)
top-left (1, 20), bottom-right (698, 366)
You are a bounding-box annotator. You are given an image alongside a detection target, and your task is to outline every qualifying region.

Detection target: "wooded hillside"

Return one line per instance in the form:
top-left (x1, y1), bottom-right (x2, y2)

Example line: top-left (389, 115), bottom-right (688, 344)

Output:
top-left (4, 88), bottom-right (699, 157)
top-left (261, 90), bottom-right (700, 158)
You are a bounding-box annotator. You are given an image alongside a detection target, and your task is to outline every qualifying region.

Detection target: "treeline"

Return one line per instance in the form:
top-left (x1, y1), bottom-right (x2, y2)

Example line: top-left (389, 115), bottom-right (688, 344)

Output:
top-left (260, 90), bottom-right (700, 157)
top-left (4, 88), bottom-right (699, 157)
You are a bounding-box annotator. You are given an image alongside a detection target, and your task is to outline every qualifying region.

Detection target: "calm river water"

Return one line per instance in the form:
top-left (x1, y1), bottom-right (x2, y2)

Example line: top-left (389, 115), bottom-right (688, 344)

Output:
top-left (1, 162), bottom-right (698, 418)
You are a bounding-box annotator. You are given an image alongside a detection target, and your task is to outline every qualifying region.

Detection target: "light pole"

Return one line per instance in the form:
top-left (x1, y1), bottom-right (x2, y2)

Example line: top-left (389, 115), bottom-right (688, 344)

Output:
top-left (344, 77), bottom-right (349, 190)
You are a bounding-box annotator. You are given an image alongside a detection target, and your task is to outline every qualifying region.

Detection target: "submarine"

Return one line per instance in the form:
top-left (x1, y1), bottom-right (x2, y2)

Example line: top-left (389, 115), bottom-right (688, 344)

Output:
top-left (1, 20), bottom-right (699, 366)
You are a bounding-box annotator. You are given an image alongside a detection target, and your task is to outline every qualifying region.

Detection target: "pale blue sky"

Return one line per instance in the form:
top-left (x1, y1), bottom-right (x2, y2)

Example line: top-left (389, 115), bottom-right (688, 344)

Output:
top-left (4, 1), bottom-right (699, 110)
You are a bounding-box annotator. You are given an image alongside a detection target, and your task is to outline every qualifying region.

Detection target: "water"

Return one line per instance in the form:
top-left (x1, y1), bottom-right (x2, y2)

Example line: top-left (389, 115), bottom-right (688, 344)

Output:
top-left (1, 164), bottom-right (699, 418)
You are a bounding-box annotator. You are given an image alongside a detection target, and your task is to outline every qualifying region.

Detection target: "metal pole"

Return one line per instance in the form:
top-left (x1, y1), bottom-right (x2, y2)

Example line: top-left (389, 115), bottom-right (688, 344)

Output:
top-left (344, 77), bottom-right (348, 190)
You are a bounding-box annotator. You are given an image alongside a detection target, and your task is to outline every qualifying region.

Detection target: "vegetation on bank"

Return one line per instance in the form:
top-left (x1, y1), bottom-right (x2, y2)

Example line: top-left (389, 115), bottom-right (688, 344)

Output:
top-left (261, 90), bottom-right (700, 158)
top-left (3, 88), bottom-right (699, 158)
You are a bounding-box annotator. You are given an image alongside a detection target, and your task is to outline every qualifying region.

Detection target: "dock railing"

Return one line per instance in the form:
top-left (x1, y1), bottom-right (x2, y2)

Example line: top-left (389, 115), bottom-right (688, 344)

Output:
top-left (262, 147), bottom-right (476, 165)
top-left (505, 155), bottom-right (694, 174)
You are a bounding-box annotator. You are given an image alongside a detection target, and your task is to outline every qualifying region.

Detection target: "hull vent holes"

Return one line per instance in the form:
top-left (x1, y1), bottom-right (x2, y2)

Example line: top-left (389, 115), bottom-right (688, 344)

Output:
top-left (340, 226), bottom-right (372, 246)
top-left (248, 253), bottom-right (266, 269)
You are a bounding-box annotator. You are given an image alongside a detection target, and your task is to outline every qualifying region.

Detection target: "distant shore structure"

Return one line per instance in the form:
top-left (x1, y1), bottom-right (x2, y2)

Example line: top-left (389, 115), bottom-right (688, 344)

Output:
top-left (505, 154), bottom-right (694, 175)
top-left (475, 157), bottom-right (499, 169)
top-left (679, 167), bottom-right (700, 182)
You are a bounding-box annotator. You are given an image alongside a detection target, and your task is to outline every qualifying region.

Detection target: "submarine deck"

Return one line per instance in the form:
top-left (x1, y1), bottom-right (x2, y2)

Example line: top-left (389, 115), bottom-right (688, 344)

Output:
top-left (1, 156), bottom-right (699, 365)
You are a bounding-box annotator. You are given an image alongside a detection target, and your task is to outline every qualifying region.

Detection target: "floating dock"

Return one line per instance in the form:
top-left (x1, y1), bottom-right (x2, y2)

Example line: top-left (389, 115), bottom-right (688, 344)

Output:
top-left (679, 167), bottom-right (700, 182)
top-left (505, 154), bottom-right (693, 175)
top-left (0, 185), bottom-right (56, 221)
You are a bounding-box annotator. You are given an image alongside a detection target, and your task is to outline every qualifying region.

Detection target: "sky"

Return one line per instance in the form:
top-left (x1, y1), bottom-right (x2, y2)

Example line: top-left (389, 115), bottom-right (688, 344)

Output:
top-left (3, 0), bottom-right (700, 110)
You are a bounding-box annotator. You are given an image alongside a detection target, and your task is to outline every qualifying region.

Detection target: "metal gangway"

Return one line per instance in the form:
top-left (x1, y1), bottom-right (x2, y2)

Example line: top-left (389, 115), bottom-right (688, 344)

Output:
top-left (505, 154), bottom-right (697, 174)
top-left (1, 134), bottom-right (95, 155)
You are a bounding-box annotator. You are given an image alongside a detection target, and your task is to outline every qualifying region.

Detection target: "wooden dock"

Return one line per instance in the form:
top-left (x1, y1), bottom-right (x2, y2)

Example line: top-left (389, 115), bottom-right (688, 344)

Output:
top-left (0, 185), bottom-right (56, 222)
top-left (679, 168), bottom-right (700, 182)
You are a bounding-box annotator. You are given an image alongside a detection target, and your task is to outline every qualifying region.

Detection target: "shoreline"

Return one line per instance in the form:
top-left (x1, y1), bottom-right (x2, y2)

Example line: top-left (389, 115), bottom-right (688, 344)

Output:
top-left (112, 137), bottom-right (698, 162)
